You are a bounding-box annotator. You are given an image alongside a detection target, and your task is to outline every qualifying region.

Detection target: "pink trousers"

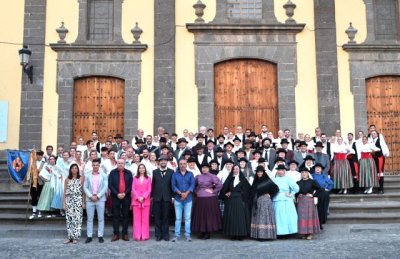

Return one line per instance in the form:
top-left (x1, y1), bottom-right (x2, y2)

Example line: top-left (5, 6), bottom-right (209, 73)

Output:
top-left (132, 206), bottom-right (150, 240)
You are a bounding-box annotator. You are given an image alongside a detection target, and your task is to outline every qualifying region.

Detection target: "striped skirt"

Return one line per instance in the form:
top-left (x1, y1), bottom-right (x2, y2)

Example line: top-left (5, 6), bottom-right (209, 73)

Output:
top-left (250, 195), bottom-right (276, 240)
top-left (297, 195), bottom-right (320, 235)
top-left (359, 158), bottom-right (379, 188)
top-left (333, 159), bottom-right (354, 189)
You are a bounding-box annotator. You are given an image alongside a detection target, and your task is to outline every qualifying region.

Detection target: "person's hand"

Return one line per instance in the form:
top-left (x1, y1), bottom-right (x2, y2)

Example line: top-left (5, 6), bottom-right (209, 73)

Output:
top-left (205, 189), bottom-right (213, 194)
top-left (138, 197), bottom-right (144, 203)
top-left (225, 192), bottom-right (231, 198)
top-left (181, 193), bottom-right (188, 200)
top-left (91, 195), bottom-right (98, 202)
top-left (130, 205), bottom-right (133, 210)
top-left (117, 193), bottom-right (125, 199)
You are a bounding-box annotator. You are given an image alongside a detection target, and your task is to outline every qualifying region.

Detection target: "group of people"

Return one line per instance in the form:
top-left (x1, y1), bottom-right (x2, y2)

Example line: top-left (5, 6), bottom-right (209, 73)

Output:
top-left (27, 124), bottom-right (389, 243)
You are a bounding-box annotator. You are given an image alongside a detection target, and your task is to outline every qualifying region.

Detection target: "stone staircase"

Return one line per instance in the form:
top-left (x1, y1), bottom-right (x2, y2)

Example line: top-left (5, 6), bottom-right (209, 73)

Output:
top-left (328, 175), bottom-right (400, 224)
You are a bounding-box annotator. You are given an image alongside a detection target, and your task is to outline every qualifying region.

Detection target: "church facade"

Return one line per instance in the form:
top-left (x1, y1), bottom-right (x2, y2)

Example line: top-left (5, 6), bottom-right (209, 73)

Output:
top-left (0, 0), bottom-right (399, 171)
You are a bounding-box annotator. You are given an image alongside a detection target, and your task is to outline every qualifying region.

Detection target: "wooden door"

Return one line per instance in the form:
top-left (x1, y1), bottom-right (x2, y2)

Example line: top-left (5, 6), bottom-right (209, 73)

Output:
top-left (214, 59), bottom-right (278, 135)
top-left (366, 76), bottom-right (400, 172)
top-left (73, 77), bottom-right (125, 142)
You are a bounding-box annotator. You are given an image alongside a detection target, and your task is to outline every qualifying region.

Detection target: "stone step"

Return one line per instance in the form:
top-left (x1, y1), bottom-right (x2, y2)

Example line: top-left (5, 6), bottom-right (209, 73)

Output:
top-left (330, 193), bottom-right (400, 202)
top-left (329, 201), bottom-right (400, 214)
top-left (0, 196), bottom-right (30, 205)
top-left (327, 212), bottom-right (400, 224)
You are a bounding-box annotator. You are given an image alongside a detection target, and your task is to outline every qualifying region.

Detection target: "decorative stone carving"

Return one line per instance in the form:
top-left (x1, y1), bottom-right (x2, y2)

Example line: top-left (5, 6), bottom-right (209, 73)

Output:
top-left (193, 0), bottom-right (206, 23)
top-left (283, 0), bottom-right (296, 24)
top-left (131, 22), bottom-right (143, 44)
top-left (56, 22), bottom-right (69, 44)
top-left (345, 22), bottom-right (358, 44)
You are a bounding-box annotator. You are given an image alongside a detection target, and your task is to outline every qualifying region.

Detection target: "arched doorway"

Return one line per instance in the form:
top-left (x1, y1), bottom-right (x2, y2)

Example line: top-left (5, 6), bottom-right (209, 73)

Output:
top-left (366, 76), bottom-right (400, 172)
top-left (73, 76), bottom-right (125, 142)
top-left (214, 59), bottom-right (278, 134)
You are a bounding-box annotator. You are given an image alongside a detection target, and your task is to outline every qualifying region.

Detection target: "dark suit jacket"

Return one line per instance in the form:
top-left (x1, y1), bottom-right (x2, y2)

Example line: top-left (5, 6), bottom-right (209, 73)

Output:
top-left (108, 168), bottom-right (133, 198)
top-left (221, 153), bottom-right (238, 168)
top-left (262, 148), bottom-right (276, 171)
top-left (174, 147), bottom-right (190, 161)
top-left (151, 168), bottom-right (174, 202)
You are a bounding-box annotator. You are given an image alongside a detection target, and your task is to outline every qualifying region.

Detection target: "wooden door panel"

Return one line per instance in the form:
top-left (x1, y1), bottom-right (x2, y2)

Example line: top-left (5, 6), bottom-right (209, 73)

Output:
top-left (73, 77), bottom-right (124, 143)
top-left (214, 59), bottom-right (278, 135)
top-left (366, 76), bottom-right (400, 172)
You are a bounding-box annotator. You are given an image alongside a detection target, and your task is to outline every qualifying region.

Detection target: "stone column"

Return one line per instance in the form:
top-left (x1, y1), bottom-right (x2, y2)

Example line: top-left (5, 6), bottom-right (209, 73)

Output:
top-left (154, 0), bottom-right (176, 134)
top-left (19, 0), bottom-right (47, 149)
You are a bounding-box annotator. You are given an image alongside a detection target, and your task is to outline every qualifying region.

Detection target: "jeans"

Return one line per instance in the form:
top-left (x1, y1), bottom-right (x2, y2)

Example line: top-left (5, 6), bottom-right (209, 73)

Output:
top-left (174, 199), bottom-right (192, 238)
top-left (86, 200), bottom-right (105, 238)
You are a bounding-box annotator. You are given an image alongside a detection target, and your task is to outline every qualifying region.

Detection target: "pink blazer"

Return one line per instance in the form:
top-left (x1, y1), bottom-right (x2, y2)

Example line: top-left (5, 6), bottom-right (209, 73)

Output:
top-left (131, 177), bottom-right (152, 207)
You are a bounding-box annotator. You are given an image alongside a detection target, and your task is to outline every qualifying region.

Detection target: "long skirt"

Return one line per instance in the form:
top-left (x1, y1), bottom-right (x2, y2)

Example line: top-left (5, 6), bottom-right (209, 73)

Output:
top-left (314, 190), bottom-right (330, 225)
top-left (192, 196), bottom-right (222, 233)
top-left (51, 182), bottom-right (63, 210)
top-left (272, 199), bottom-right (298, 235)
top-left (359, 158), bottom-right (379, 188)
top-left (37, 182), bottom-right (54, 211)
top-left (250, 195), bottom-right (276, 239)
top-left (222, 193), bottom-right (250, 237)
top-left (297, 195), bottom-right (320, 234)
top-left (333, 159), bottom-right (354, 189)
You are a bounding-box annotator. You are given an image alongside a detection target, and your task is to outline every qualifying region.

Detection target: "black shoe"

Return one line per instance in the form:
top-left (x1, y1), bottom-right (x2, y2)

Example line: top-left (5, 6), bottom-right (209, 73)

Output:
top-left (163, 237), bottom-right (169, 241)
top-left (156, 237), bottom-right (162, 242)
top-left (85, 237), bottom-right (92, 244)
top-left (98, 237), bottom-right (104, 243)
top-left (320, 225), bottom-right (324, 230)
top-left (204, 233), bottom-right (210, 240)
top-left (379, 190), bottom-right (384, 194)
top-left (199, 233), bottom-right (206, 240)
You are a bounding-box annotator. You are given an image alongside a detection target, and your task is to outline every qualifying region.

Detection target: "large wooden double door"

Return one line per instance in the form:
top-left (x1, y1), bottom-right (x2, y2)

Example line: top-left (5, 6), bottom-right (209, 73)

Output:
top-left (214, 59), bottom-right (278, 134)
top-left (73, 77), bottom-right (125, 142)
top-left (366, 76), bottom-right (400, 172)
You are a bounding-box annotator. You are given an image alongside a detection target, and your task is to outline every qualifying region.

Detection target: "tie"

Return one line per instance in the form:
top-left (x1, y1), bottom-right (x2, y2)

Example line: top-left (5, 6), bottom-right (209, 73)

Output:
top-left (119, 170), bottom-right (125, 193)
top-left (265, 149), bottom-right (269, 161)
top-left (161, 170), bottom-right (166, 177)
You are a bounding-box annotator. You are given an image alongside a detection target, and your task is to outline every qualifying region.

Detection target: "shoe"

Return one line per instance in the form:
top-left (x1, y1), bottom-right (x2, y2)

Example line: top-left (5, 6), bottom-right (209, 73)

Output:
top-left (156, 237), bottom-right (162, 242)
top-left (46, 214), bottom-right (52, 218)
top-left (98, 237), bottom-right (104, 243)
top-left (379, 190), bottom-right (384, 194)
top-left (72, 240), bottom-right (78, 244)
top-left (111, 235), bottom-right (120, 242)
top-left (171, 237), bottom-right (179, 242)
top-left (338, 189), bottom-right (343, 194)
top-left (122, 235), bottom-right (129, 241)
top-left (343, 189), bottom-right (347, 195)
top-left (367, 187), bottom-right (373, 194)
top-left (186, 237), bottom-right (192, 242)
top-left (163, 237), bottom-right (169, 241)
top-left (320, 225), bottom-right (324, 230)
top-left (85, 237), bottom-right (92, 244)
top-left (306, 235), bottom-right (313, 240)
top-left (37, 213), bottom-right (42, 218)
top-left (29, 213), bottom-right (36, 220)
top-left (205, 233), bottom-right (210, 240)
top-left (63, 239), bottom-right (72, 244)
top-left (199, 233), bottom-right (206, 239)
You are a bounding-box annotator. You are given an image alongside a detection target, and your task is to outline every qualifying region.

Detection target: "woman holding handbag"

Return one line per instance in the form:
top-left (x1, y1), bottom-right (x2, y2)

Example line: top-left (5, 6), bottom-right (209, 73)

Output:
top-left (37, 155), bottom-right (58, 216)
top-left (296, 167), bottom-right (321, 240)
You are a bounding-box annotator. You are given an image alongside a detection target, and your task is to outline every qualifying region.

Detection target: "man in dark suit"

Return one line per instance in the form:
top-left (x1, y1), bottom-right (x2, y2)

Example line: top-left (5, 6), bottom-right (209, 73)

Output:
top-left (111, 133), bottom-right (123, 152)
top-left (314, 142), bottom-right (330, 175)
top-left (174, 138), bottom-right (190, 161)
top-left (108, 159), bottom-right (133, 242)
top-left (151, 156), bottom-right (174, 241)
top-left (261, 138), bottom-right (276, 171)
top-left (280, 138), bottom-right (295, 161)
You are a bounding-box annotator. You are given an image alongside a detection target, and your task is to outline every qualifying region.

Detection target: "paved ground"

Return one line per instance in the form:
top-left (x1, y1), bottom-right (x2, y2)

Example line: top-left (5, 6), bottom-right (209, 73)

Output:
top-left (0, 223), bottom-right (399, 258)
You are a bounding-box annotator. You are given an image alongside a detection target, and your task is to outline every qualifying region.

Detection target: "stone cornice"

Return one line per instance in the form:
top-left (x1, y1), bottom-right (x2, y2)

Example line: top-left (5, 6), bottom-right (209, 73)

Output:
top-left (50, 43), bottom-right (148, 52)
top-left (186, 23), bottom-right (305, 33)
top-left (343, 43), bottom-right (400, 52)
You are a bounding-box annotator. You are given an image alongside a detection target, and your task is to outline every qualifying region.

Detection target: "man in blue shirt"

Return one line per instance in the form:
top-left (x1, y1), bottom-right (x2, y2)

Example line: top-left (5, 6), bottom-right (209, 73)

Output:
top-left (171, 159), bottom-right (195, 242)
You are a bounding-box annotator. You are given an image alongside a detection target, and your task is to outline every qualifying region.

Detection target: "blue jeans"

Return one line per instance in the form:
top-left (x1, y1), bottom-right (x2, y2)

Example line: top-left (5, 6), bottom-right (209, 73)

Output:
top-left (174, 199), bottom-right (192, 238)
top-left (86, 200), bottom-right (105, 238)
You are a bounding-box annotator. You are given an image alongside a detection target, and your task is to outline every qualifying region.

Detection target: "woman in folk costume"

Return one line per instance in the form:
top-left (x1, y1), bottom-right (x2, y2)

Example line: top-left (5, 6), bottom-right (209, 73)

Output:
top-left (296, 167), bottom-right (320, 240)
top-left (217, 159), bottom-right (234, 216)
top-left (304, 134), bottom-right (315, 154)
top-left (209, 159), bottom-right (220, 176)
top-left (250, 166), bottom-right (279, 241)
top-left (358, 136), bottom-right (380, 194)
top-left (37, 155), bottom-right (60, 216)
top-left (220, 165), bottom-right (251, 240)
top-left (311, 163), bottom-right (333, 230)
top-left (192, 162), bottom-right (223, 240)
top-left (239, 157), bottom-right (255, 185)
top-left (52, 151), bottom-right (70, 215)
top-left (331, 137), bottom-right (354, 194)
top-left (272, 164), bottom-right (299, 236)
top-left (187, 156), bottom-right (201, 177)
top-left (286, 160), bottom-right (301, 183)
top-left (63, 163), bottom-right (85, 244)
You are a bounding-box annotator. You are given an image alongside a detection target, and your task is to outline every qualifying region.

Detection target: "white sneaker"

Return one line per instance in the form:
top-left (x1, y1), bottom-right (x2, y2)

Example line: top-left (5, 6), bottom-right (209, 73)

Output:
top-left (37, 213), bottom-right (42, 218)
top-left (29, 214), bottom-right (36, 220)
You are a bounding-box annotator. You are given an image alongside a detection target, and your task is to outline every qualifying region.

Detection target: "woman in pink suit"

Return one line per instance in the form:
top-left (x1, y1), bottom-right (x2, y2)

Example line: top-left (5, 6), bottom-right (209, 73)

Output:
top-left (131, 164), bottom-right (152, 241)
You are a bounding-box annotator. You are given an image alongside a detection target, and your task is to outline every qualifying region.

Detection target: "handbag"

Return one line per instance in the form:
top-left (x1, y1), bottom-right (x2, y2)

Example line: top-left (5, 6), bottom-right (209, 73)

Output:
top-left (39, 167), bottom-right (51, 182)
top-left (313, 197), bottom-right (318, 205)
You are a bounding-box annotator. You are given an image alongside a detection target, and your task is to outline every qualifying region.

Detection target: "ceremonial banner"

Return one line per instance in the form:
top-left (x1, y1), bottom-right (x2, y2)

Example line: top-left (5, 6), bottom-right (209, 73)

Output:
top-left (7, 150), bottom-right (31, 184)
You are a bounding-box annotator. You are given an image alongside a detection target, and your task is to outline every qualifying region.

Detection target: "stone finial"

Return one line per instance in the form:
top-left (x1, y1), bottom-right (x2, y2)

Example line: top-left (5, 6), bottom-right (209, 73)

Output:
top-left (345, 22), bottom-right (358, 44)
top-left (56, 22), bottom-right (69, 44)
top-left (193, 0), bottom-right (206, 23)
top-left (283, 0), bottom-right (297, 24)
top-left (131, 22), bottom-right (143, 44)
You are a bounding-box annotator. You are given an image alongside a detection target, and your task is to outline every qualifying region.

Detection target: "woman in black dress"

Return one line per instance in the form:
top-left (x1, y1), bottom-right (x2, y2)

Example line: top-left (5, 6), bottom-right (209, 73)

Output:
top-left (220, 165), bottom-right (251, 240)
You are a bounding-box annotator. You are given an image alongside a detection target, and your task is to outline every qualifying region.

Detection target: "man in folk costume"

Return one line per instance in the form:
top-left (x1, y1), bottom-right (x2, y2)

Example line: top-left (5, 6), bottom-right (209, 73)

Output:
top-left (320, 133), bottom-right (331, 157)
top-left (346, 133), bottom-right (360, 194)
top-left (369, 130), bottom-right (390, 194)
top-left (313, 142), bottom-right (331, 176)
top-left (205, 139), bottom-right (217, 160)
top-left (215, 147), bottom-right (225, 171)
top-left (235, 126), bottom-right (245, 143)
top-left (111, 133), bottom-right (124, 153)
top-left (280, 138), bottom-right (294, 161)
top-left (243, 139), bottom-right (254, 161)
top-left (205, 128), bottom-right (216, 144)
top-left (222, 142), bottom-right (238, 168)
top-left (191, 134), bottom-right (206, 155)
top-left (283, 129), bottom-right (296, 151)
top-left (312, 127), bottom-right (322, 143)
top-left (29, 150), bottom-right (46, 219)
top-left (174, 138), bottom-right (190, 162)
top-left (294, 141), bottom-right (309, 166)
top-left (216, 134), bottom-right (226, 150)
top-left (194, 145), bottom-right (209, 169)
top-left (132, 129), bottom-right (145, 150)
